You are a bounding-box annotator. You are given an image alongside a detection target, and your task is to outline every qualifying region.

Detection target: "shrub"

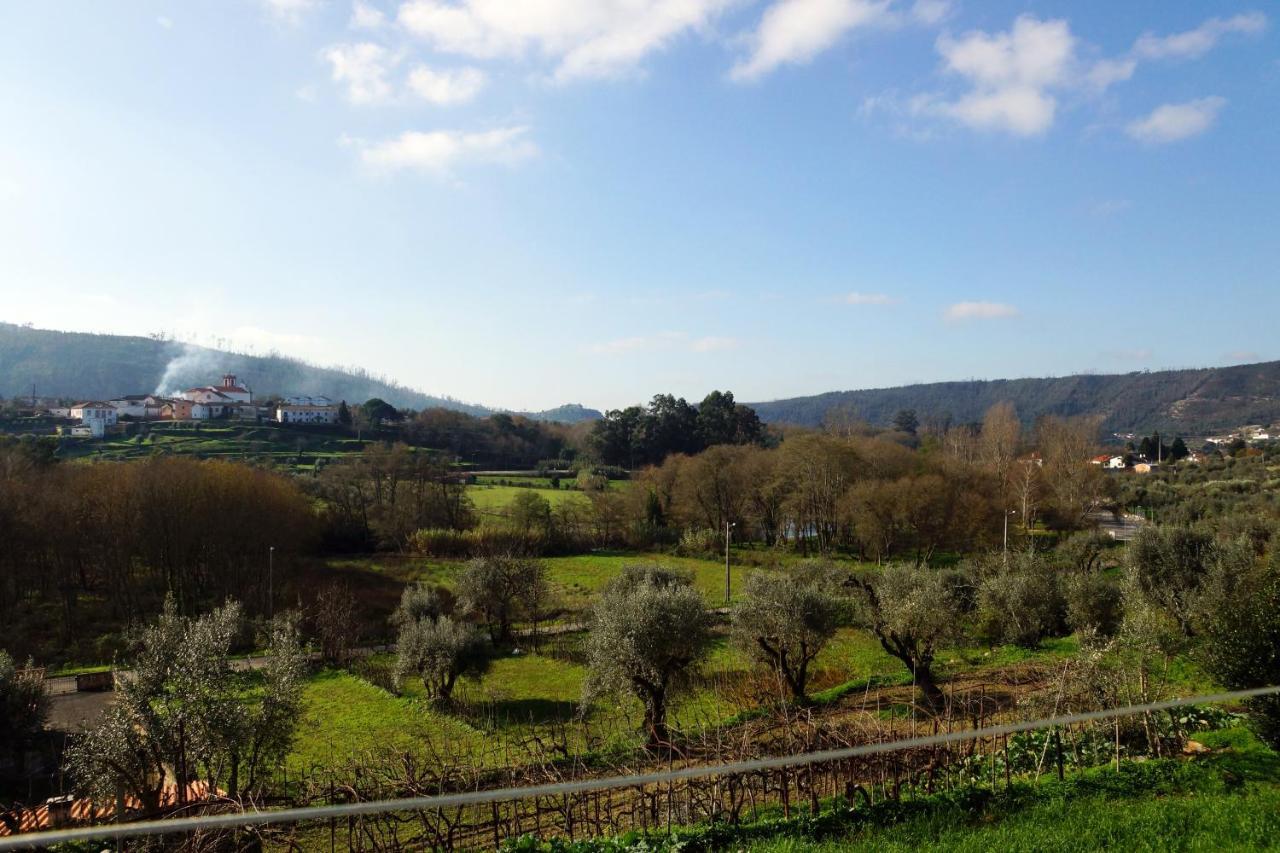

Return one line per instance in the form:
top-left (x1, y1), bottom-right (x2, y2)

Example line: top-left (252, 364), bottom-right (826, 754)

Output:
top-left (975, 553), bottom-right (1066, 648)
top-left (394, 616), bottom-right (491, 705)
top-left (1063, 571), bottom-right (1123, 636)
top-left (675, 527), bottom-right (720, 557)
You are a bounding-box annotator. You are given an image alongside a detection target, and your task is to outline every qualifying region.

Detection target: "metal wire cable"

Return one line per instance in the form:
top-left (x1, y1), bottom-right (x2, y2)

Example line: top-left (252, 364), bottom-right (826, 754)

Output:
top-left (3, 684), bottom-right (1277, 850)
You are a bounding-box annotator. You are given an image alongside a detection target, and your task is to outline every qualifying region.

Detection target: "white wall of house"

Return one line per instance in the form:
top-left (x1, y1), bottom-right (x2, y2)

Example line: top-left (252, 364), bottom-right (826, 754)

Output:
top-left (275, 405), bottom-right (339, 424)
top-left (70, 405), bottom-right (118, 425)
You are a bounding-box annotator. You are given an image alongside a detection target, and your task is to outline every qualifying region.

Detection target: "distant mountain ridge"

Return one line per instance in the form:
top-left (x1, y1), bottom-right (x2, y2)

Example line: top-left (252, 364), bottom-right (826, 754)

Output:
top-left (0, 323), bottom-right (602, 424)
top-left (749, 363), bottom-right (1280, 437)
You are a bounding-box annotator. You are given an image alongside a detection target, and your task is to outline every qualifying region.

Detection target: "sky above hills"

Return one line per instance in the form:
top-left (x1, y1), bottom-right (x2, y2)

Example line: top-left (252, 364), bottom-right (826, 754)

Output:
top-left (1, 1), bottom-right (1277, 411)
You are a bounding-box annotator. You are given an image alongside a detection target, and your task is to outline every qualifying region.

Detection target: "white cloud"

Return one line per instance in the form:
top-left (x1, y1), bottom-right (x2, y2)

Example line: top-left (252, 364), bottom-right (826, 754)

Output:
top-left (323, 42), bottom-right (397, 105)
top-left (407, 64), bottom-right (487, 105)
top-left (840, 291), bottom-right (896, 305)
top-left (730, 0), bottom-right (892, 82)
top-left (592, 336), bottom-right (655, 354)
top-left (1083, 57), bottom-right (1136, 92)
top-left (691, 336), bottom-right (740, 352)
top-left (929, 15), bottom-right (1074, 136)
top-left (910, 0), bottom-right (951, 26)
top-left (351, 1), bottom-right (387, 30)
top-left (156, 16), bottom-right (173, 29)
top-left (1126, 97), bottom-right (1225, 144)
top-left (1134, 12), bottom-right (1267, 61)
top-left (353, 126), bottom-right (538, 175)
top-left (396, 0), bottom-right (734, 82)
top-left (944, 301), bottom-right (1019, 322)
top-left (1226, 350), bottom-right (1260, 362)
top-left (263, 0), bottom-right (320, 25)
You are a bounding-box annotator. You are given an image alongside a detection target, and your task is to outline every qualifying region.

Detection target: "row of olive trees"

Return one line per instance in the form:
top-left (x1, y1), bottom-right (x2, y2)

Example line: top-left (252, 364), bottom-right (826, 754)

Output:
top-left (581, 562), bottom-right (974, 746)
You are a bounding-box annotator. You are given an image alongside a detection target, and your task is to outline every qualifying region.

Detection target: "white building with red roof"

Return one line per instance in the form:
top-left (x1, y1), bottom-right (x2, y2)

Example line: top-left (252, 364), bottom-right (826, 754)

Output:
top-left (181, 375), bottom-right (254, 419)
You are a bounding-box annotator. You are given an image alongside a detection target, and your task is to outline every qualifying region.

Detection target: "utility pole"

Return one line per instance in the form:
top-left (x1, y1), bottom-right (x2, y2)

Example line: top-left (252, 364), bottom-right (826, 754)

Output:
top-left (1002, 510), bottom-right (1017, 566)
top-left (724, 521), bottom-right (735, 605)
top-left (268, 545), bottom-right (275, 622)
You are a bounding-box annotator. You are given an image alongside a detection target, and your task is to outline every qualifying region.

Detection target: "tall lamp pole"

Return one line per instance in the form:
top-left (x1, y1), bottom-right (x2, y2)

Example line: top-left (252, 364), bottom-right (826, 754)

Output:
top-left (1002, 510), bottom-right (1017, 565)
top-left (724, 521), bottom-right (736, 605)
top-left (268, 545), bottom-right (275, 622)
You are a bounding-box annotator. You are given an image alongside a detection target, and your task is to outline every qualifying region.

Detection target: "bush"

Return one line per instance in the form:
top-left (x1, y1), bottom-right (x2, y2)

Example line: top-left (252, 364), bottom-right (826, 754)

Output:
top-left (395, 616), bottom-right (491, 704)
top-left (1063, 571), bottom-right (1123, 636)
top-left (408, 527), bottom-right (551, 558)
top-left (975, 554), bottom-right (1066, 648)
top-left (675, 527), bottom-right (720, 558)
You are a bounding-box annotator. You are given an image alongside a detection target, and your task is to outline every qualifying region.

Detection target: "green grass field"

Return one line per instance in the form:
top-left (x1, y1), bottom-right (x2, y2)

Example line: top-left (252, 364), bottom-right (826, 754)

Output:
top-left (466, 484), bottom-right (591, 511)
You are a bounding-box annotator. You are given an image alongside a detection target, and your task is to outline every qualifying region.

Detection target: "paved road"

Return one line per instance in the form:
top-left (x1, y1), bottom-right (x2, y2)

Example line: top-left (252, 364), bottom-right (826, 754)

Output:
top-left (1090, 510), bottom-right (1146, 541)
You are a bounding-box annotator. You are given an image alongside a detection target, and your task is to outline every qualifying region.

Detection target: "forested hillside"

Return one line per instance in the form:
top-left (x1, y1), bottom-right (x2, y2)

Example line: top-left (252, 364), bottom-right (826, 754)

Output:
top-left (0, 323), bottom-right (600, 422)
top-left (751, 362), bottom-right (1280, 436)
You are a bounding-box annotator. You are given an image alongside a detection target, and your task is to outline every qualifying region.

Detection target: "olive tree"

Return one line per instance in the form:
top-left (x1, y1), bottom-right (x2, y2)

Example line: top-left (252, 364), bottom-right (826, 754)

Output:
top-left (975, 552), bottom-right (1066, 648)
top-left (1127, 526), bottom-right (1239, 635)
top-left (847, 564), bottom-right (960, 711)
top-left (65, 599), bottom-right (306, 808)
top-left (395, 615), bottom-right (491, 705)
top-left (732, 570), bottom-right (844, 703)
top-left (0, 650), bottom-right (48, 770)
top-left (392, 581), bottom-right (446, 629)
top-left (584, 565), bottom-right (712, 747)
top-left (1198, 549), bottom-right (1280, 748)
top-left (457, 555), bottom-right (549, 643)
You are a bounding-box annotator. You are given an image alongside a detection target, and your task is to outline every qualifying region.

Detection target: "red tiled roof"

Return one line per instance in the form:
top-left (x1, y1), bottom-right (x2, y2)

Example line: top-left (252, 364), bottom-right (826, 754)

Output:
top-left (0, 781), bottom-right (220, 837)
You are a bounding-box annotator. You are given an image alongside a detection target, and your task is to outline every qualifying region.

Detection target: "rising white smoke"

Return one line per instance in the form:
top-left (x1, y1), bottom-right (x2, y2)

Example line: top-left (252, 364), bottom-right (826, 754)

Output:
top-left (153, 344), bottom-right (225, 396)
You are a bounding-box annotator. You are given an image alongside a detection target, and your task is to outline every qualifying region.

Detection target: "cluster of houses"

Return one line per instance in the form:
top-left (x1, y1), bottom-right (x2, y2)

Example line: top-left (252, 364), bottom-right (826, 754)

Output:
top-left (1089, 450), bottom-right (1210, 474)
top-left (53, 375), bottom-right (343, 437)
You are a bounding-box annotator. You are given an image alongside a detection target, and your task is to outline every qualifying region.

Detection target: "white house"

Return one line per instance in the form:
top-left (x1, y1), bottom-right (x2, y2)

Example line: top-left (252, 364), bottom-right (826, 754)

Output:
top-left (282, 395), bottom-right (333, 407)
top-left (180, 376), bottom-right (254, 420)
top-left (70, 402), bottom-right (118, 426)
top-left (276, 404), bottom-right (339, 425)
top-left (108, 394), bottom-right (170, 419)
top-left (1106, 456), bottom-right (1127, 470)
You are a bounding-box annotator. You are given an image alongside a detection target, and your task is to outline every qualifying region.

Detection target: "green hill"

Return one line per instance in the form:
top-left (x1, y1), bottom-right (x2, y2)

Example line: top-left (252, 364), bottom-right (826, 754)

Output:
top-left (750, 362), bottom-right (1280, 436)
top-left (0, 323), bottom-right (600, 423)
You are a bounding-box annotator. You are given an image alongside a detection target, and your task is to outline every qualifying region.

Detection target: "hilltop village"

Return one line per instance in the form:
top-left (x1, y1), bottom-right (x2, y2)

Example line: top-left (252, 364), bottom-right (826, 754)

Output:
top-left (42, 374), bottom-right (343, 437)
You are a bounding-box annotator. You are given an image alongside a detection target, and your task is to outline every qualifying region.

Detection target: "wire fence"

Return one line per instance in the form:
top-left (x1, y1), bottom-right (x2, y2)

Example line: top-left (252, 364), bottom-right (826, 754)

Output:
top-left (2, 685), bottom-right (1277, 851)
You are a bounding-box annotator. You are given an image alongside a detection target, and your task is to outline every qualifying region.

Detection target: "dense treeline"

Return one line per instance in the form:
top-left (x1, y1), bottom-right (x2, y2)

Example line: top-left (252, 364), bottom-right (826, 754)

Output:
top-left (397, 404), bottom-right (1112, 563)
top-left (589, 391), bottom-right (766, 468)
top-left (0, 438), bottom-right (314, 661)
top-left (310, 441), bottom-right (474, 551)
top-left (400, 409), bottom-right (584, 469)
top-left (631, 404), bottom-right (1109, 559)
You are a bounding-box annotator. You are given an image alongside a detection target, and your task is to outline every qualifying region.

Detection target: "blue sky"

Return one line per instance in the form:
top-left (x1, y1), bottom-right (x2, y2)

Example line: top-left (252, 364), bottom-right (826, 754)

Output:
top-left (1, 1), bottom-right (1277, 411)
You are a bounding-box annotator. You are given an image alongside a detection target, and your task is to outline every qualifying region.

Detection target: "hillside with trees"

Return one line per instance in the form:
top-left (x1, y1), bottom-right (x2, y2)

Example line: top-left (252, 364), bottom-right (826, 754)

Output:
top-left (750, 361), bottom-right (1280, 436)
top-left (0, 323), bottom-right (600, 423)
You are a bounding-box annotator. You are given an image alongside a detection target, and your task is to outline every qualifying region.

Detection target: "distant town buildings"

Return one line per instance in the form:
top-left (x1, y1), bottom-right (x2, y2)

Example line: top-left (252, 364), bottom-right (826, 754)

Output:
top-left (37, 372), bottom-right (345, 436)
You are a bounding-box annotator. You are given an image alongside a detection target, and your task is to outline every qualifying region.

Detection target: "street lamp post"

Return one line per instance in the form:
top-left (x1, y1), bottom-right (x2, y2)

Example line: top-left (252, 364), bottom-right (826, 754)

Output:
top-left (724, 521), bottom-right (736, 606)
top-left (268, 545), bottom-right (275, 622)
top-left (1002, 510), bottom-right (1017, 565)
